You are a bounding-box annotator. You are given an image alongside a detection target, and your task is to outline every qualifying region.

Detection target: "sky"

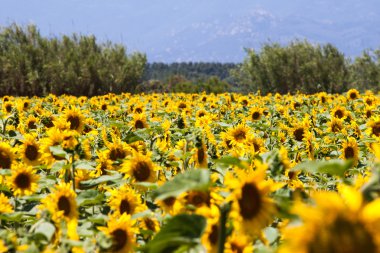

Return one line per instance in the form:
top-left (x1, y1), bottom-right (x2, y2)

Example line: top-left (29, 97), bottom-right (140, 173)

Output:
top-left (0, 0), bottom-right (379, 62)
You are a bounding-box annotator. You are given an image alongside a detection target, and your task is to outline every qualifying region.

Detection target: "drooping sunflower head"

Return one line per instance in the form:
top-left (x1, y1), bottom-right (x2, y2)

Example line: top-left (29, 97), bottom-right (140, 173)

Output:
top-left (8, 163), bottom-right (39, 196)
top-left (108, 185), bottom-right (145, 217)
top-left (328, 118), bottom-right (344, 134)
top-left (279, 186), bottom-right (380, 253)
top-left (98, 214), bottom-right (137, 253)
top-left (347, 89), bottom-right (360, 100)
top-left (0, 142), bottom-right (15, 169)
top-left (63, 107), bottom-right (85, 133)
top-left (121, 154), bottom-right (158, 184)
top-left (39, 127), bottom-right (65, 165)
top-left (40, 182), bottom-right (78, 223)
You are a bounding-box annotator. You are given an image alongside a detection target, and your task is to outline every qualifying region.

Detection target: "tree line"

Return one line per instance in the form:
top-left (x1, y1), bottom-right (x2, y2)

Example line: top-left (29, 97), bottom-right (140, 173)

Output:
top-left (0, 24), bottom-right (379, 96)
top-left (0, 24), bottom-right (146, 96)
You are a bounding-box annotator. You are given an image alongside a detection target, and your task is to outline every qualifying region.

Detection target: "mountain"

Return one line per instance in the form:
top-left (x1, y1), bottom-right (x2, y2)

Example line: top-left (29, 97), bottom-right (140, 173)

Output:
top-left (1, 0), bottom-right (380, 62)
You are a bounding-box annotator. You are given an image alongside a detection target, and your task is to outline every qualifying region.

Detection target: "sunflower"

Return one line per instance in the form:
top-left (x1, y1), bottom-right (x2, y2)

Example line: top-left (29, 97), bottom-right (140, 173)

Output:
top-left (227, 124), bottom-right (251, 146)
top-left (0, 192), bottom-right (13, 214)
top-left (7, 163), bottom-right (39, 196)
top-left (139, 215), bottom-right (160, 234)
top-left (367, 116), bottom-right (380, 138)
top-left (39, 128), bottom-right (64, 165)
top-left (225, 162), bottom-right (281, 236)
top-left (18, 133), bottom-right (41, 165)
top-left (93, 150), bottom-right (114, 176)
top-left (108, 185), bottom-right (145, 217)
top-left (156, 196), bottom-right (182, 216)
top-left (340, 137), bottom-right (359, 166)
top-left (131, 114), bottom-right (148, 130)
top-left (279, 186), bottom-right (380, 253)
top-left (347, 88), bottom-right (360, 100)
top-left (2, 101), bottom-right (13, 114)
top-left (225, 232), bottom-right (254, 253)
top-left (192, 144), bottom-right (208, 168)
top-left (24, 115), bottom-right (39, 130)
top-left (248, 106), bottom-right (263, 121)
top-left (121, 154), bottom-right (158, 184)
top-left (201, 219), bottom-right (220, 253)
top-left (40, 182), bottom-right (78, 223)
top-left (0, 142), bottom-right (15, 169)
top-left (63, 107), bottom-right (85, 133)
top-left (0, 240), bottom-right (8, 253)
top-left (331, 106), bottom-right (347, 119)
top-left (98, 214), bottom-right (137, 253)
top-left (327, 118), bottom-right (344, 134)
top-left (106, 140), bottom-right (133, 163)
top-left (291, 124), bottom-right (308, 142)
top-left (196, 109), bottom-right (208, 118)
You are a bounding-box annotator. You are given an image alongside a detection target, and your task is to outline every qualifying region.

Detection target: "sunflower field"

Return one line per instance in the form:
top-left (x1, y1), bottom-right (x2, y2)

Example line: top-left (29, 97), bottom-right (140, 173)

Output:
top-left (0, 89), bottom-right (380, 253)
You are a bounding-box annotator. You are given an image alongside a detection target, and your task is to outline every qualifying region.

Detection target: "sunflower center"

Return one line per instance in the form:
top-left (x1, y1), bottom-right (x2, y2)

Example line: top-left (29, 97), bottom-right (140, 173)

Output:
top-left (344, 147), bottom-right (355, 159)
top-left (288, 171), bottom-right (296, 180)
top-left (135, 107), bottom-right (143, 113)
top-left (252, 111), bottom-right (261, 120)
top-left (0, 151), bottom-right (11, 169)
top-left (109, 147), bottom-right (126, 161)
top-left (101, 104), bottom-right (107, 110)
top-left (366, 110), bottom-right (372, 118)
top-left (119, 199), bottom-right (131, 214)
top-left (135, 120), bottom-right (144, 129)
top-left (163, 197), bottom-right (176, 207)
top-left (133, 161), bottom-right (151, 182)
top-left (67, 116), bottom-right (80, 130)
top-left (372, 122), bottom-right (380, 137)
top-left (231, 242), bottom-right (244, 253)
top-left (198, 112), bottom-right (205, 117)
top-left (253, 142), bottom-right (260, 153)
top-left (208, 224), bottom-right (219, 245)
top-left (233, 130), bottom-right (246, 141)
top-left (238, 183), bottom-right (261, 220)
top-left (5, 104), bottom-right (12, 113)
top-left (350, 92), bottom-right (358, 99)
top-left (58, 196), bottom-right (71, 216)
top-left (197, 148), bottom-right (205, 165)
top-left (15, 172), bottom-right (31, 189)
top-left (334, 110), bottom-right (344, 119)
top-left (294, 128), bottom-right (305, 142)
top-left (25, 145), bottom-right (38, 161)
top-left (187, 191), bottom-right (210, 207)
top-left (308, 217), bottom-right (377, 253)
top-left (331, 122), bottom-right (342, 133)
top-left (28, 120), bottom-right (37, 129)
top-left (144, 218), bottom-right (156, 231)
top-left (111, 228), bottom-right (128, 252)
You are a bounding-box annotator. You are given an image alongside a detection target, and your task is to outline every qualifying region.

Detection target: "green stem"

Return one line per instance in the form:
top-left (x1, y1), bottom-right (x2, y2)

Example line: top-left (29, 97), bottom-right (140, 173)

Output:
top-left (71, 154), bottom-right (76, 192)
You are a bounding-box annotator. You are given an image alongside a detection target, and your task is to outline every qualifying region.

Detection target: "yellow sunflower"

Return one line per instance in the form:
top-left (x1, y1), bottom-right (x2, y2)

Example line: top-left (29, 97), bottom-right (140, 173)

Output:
top-left (0, 142), bottom-right (15, 169)
top-left (63, 107), bottom-right (85, 133)
top-left (98, 213), bottom-right (137, 253)
top-left (106, 139), bottom-right (133, 163)
top-left (331, 106), bottom-right (348, 119)
top-left (156, 196), bottom-right (182, 216)
top-left (108, 184), bottom-right (145, 217)
top-left (225, 162), bottom-right (282, 237)
top-left (347, 88), bottom-right (360, 100)
top-left (192, 143), bottom-right (208, 168)
top-left (367, 116), bottom-right (380, 138)
top-left (2, 101), bottom-right (13, 114)
top-left (225, 232), bottom-right (254, 253)
top-left (201, 219), bottom-right (220, 253)
top-left (340, 137), bottom-right (359, 166)
top-left (279, 185), bottom-right (380, 253)
top-left (227, 124), bottom-right (251, 146)
top-left (7, 163), bottom-right (39, 196)
top-left (18, 133), bottom-right (41, 165)
top-left (139, 215), bottom-right (160, 234)
top-left (39, 128), bottom-right (64, 165)
top-left (248, 106), bottom-right (263, 121)
top-left (0, 192), bottom-right (13, 214)
top-left (327, 117), bottom-right (345, 134)
top-left (131, 113), bottom-right (148, 130)
top-left (93, 150), bottom-right (114, 176)
top-left (0, 240), bottom-right (8, 253)
top-left (40, 182), bottom-right (78, 223)
top-left (121, 154), bottom-right (158, 184)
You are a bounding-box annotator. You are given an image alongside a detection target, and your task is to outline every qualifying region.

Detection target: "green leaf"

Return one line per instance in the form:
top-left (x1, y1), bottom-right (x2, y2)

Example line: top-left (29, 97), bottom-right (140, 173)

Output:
top-left (79, 174), bottom-right (123, 189)
top-left (77, 190), bottom-right (105, 206)
top-left (153, 169), bottom-right (210, 200)
top-left (291, 159), bottom-right (353, 177)
top-left (74, 160), bottom-right (96, 170)
top-left (49, 145), bottom-right (68, 159)
top-left (214, 156), bottom-right (248, 170)
top-left (141, 214), bottom-right (206, 253)
top-left (33, 221), bottom-right (56, 241)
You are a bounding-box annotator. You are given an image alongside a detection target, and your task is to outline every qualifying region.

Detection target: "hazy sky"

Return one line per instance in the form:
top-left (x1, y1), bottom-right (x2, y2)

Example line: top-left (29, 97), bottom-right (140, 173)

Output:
top-left (1, 0), bottom-right (379, 62)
